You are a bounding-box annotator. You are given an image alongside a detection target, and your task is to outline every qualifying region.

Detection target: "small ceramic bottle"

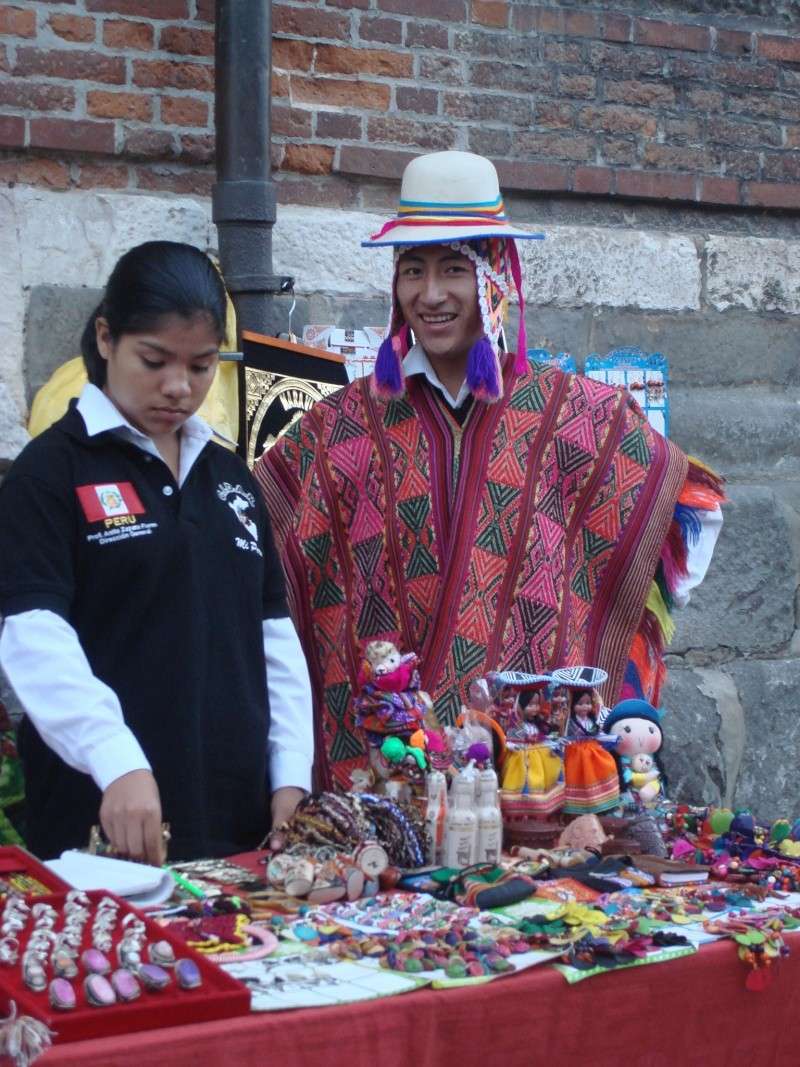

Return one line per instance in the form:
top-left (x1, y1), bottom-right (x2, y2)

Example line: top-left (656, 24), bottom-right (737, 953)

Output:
top-left (476, 764), bottom-right (498, 807)
top-left (424, 769), bottom-right (448, 865)
top-left (476, 783), bottom-right (503, 864)
top-left (444, 769), bottom-right (477, 868)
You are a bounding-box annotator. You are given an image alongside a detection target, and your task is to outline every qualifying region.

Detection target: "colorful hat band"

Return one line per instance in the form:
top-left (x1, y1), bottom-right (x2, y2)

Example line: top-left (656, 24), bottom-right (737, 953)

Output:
top-left (368, 194), bottom-right (510, 241)
top-left (398, 194), bottom-right (506, 219)
top-left (371, 216), bottom-right (504, 241)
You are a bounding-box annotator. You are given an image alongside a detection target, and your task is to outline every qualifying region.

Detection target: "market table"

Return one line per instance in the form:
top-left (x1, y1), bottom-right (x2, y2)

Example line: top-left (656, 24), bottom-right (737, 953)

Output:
top-left (39, 936), bottom-right (800, 1067)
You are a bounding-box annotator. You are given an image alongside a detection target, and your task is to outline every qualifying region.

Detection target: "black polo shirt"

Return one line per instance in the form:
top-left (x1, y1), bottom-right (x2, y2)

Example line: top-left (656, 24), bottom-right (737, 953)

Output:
top-left (0, 402), bottom-right (287, 859)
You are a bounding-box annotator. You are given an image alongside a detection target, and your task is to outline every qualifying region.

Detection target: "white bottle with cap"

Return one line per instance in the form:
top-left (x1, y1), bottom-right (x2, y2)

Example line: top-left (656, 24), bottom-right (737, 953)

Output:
top-left (476, 776), bottom-right (503, 864)
top-left (476, 764), bottom-right (498, 807)
top-left (444, 765), bottom-right (478, 868)
top-left (424, 769), bottom-right (448, 866)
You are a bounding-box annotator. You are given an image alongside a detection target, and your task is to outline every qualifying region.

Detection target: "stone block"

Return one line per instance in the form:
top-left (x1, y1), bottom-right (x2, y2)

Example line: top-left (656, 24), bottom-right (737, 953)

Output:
top-left (0, 191), bottom-right (26, 411)
top-left (274, 206), bottom-right (392, 296)
top-left (669, 386), bottom-right (800, 478)
top-left (15, 188), bottom-right (213, 292)
top-left (670, 483), bottom-right (798, 656)
top-left (515, 305), bottom-right (593, 362)
top-left (660, 666), bottom-right (744, 810)
top-left (273, 211), bottom-right (703, 312)
top-left (707, 234), bottom-right (800, 314)
top-left (728, 658), bottom-right (800, 820)
top-left (307, 294), bottom-right (389, 331)
top-left (24, 287), bottom-right (102, 406)
top-left (518, 225), bottom-right (701, 311)
top-left (586, 308), bottom-right (800, 388)
top-left (0, 384), bottom-right (29, 474)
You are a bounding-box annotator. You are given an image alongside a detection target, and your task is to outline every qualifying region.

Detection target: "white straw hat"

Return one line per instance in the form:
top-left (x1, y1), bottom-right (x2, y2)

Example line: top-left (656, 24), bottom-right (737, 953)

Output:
top-left (362, 151), bottom-right (544, 247)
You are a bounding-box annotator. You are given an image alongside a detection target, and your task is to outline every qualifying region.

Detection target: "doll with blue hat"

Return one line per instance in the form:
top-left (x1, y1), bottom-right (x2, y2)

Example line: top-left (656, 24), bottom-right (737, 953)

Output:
top-left (600, 698), bottom-right (666, 808)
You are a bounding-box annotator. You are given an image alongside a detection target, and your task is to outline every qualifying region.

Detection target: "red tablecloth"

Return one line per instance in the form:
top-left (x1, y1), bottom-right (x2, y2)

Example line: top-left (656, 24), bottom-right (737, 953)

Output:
top-left (40, 938), bottom-right (800, 1067)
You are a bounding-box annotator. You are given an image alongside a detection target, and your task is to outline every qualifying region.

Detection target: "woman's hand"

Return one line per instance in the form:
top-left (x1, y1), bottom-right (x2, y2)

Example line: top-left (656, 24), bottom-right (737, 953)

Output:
top-left (99, 769), bottom-right (164, 865)
top-left (268, 786), bottom-right (305, 851)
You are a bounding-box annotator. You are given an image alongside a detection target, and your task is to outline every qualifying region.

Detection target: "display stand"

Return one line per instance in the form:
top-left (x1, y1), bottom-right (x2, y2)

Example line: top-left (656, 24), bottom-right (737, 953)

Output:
top-left (239, 329), bottom-right (348, 467)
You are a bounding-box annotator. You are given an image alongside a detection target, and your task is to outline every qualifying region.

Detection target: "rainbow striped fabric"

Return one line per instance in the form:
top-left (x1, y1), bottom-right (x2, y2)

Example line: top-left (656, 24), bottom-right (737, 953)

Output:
top-left (371, 193), bottom-right (508, 239)
top-left (398, 193), bottom-right (506, 219)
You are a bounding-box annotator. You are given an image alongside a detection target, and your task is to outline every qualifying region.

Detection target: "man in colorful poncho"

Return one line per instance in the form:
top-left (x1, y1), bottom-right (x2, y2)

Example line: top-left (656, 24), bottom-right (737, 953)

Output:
top-left (255, 151), bottom-right (723, 791)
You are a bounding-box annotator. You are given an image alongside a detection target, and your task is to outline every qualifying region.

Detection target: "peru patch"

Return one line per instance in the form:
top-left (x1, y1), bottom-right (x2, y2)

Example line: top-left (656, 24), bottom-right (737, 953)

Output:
top-left (76, 482), bottom-right (145, 522)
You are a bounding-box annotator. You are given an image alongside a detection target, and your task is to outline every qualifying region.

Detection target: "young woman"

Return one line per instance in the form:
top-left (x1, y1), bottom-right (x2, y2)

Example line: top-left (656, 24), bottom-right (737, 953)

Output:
top-left (0, 241), bottom-right (312, 862)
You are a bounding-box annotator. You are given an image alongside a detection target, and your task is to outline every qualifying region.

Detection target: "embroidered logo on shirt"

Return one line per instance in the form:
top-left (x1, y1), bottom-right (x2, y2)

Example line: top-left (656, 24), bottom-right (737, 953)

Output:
top-left (216, 481), bottom-right (263, 557)
top-left (76, 482), bottom-right (145, 522)
top-left (76, 482), bottom-right (157, 546)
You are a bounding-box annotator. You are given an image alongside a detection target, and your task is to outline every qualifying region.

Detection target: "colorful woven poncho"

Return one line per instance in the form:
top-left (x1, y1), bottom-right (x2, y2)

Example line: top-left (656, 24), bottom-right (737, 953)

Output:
top-left (255, 358), bottom-right (723, 791)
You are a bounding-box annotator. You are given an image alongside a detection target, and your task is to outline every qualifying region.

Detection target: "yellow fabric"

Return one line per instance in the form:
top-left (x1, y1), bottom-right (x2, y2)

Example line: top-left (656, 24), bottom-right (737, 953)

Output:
top-left (646, 580), bottom-right (675, 645)
top-left (27, 292), bottom-right (241, 447)
top-left (630, 771), bottom-right (661, 796)
top-left (501, 745), bottom-right (562, 794)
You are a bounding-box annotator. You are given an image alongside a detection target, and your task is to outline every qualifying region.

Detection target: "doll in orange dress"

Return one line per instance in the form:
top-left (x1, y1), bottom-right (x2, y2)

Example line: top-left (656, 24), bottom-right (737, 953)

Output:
top-left (550, 666), bottom-right (620, 816)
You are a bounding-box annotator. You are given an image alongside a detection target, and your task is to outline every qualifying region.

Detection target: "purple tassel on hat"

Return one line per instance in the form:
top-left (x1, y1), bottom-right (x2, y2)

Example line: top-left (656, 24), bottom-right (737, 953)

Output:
top-left (372, 328), bottom-right (407, 399)
top-left (467, 335), bottom-right (502, 403)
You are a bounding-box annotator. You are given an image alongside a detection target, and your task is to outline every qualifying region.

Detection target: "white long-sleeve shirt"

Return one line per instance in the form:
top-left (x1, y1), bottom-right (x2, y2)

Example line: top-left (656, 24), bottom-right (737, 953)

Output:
top-left (0, 385), bottom-right (313, 795)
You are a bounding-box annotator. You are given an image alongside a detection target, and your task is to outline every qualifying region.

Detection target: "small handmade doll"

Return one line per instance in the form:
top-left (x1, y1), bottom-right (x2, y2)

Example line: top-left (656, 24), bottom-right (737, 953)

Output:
top-left (550, 666), bottom-right (619, 817)
top-left (501, 674), bottom-right (555, 745)
top-left (600, 698), bottom-right (665, 809)
top-left (354, 641), bottom-right (435, 791)
top-left (493, 672), bottom-right (565, 819)
top-left (355, 641), bottom-right (430, 736)
top-left (548, 682), bottom-right (570, 736)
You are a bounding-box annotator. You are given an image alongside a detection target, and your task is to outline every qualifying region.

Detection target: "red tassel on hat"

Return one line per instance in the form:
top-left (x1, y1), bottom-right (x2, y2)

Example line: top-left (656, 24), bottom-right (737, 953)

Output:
top-left (507, 240), bottom-right (528, 377)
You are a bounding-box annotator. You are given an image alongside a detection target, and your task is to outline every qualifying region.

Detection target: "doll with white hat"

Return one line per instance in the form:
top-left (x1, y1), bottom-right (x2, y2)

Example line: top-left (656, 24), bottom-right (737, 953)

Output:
top-left (550, 666), bottom-right (620, 817)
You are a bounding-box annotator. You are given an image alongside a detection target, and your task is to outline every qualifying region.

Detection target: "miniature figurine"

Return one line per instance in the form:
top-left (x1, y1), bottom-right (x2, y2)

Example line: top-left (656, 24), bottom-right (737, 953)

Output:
top-left (629, 753), bottom-right (661, 804)
top-left (353, 641), bottom-right (435, 792)
top-left (600, 698), bottom-right (666, 809)
top-left (491, 673), bottom-right (565, 819)
top-left (550, 666), bottom-right (620, 816)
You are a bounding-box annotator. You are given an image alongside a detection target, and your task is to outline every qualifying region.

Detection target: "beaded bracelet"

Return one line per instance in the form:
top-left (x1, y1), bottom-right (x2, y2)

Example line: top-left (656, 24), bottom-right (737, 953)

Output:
top-left (277, 791), bottom-right (428, 869)
top-left (206, 924), bottom-right (279, 964)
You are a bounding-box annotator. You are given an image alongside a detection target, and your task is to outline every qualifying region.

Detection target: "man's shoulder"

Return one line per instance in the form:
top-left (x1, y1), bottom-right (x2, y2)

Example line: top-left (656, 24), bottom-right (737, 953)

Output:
top-left (521, 362), bottom-right (631, 411)
top-left (294, 378), bottom-right (371, 436)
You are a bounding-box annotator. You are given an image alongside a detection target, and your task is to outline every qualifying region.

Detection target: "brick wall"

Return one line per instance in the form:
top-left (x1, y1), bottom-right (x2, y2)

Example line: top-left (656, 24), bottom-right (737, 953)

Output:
top-left (1, 1), bottom-right (800, 210)
top-left (0, 0), bottom-right (215, 195)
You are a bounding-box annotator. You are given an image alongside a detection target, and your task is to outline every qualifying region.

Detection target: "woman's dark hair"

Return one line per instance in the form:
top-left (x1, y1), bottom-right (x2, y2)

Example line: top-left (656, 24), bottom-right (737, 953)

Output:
top-left (80, 241), bottom-right (227, 386)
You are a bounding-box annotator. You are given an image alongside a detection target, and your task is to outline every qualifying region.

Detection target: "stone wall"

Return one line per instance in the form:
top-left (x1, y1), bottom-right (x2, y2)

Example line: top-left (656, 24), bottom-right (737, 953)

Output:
top-left (2, 184), bottom-right (800, 818)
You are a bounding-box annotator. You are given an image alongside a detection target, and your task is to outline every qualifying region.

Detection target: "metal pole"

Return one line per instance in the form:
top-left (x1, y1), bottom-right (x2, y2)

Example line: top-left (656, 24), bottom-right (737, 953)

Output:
top-left (213, 0), bottom-right (292, 343)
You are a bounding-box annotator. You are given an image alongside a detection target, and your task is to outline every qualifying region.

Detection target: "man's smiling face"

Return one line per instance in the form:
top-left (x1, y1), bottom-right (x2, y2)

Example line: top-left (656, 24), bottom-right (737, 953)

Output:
top-left (395, 245), bottom-right (483, 365)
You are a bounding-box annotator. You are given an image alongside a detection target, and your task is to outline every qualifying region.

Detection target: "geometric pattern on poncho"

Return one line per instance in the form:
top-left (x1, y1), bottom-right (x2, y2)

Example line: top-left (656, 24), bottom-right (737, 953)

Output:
top-left (257, 359), bottom-right (686, 791)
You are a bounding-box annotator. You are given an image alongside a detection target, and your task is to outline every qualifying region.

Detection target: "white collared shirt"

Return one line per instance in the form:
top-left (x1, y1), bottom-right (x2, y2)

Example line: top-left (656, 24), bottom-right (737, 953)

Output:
top-left (403, 343), bottom-right (472, 409)
top-left (77, 383), bottom-right (214, 488)
top-left (0, 385), bottom-right (312, 810)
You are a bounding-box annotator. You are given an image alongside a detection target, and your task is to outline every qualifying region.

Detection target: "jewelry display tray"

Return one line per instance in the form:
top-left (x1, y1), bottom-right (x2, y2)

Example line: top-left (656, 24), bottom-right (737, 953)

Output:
top-left (0, 846), bottom-right (71, 897)
top-left (0, 890), bottom-right (251, 1043)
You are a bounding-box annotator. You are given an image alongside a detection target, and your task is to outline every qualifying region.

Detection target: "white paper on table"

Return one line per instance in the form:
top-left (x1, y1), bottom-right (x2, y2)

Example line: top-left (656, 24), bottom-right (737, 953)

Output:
top-left (45, 850), bottom-right (174, 904)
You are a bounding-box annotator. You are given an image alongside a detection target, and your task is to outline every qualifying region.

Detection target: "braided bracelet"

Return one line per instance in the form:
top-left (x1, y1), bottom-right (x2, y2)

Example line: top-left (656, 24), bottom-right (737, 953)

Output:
top-left (206, 924), bottom-right (278, 964)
